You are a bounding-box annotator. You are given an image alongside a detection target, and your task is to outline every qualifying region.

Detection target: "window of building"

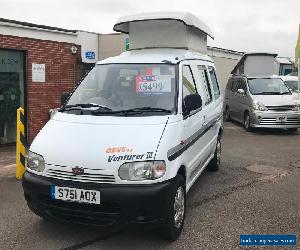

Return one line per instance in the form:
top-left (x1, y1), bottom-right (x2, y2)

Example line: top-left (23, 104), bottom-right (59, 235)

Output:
top-left (0, 49), bottom-right (25, 144)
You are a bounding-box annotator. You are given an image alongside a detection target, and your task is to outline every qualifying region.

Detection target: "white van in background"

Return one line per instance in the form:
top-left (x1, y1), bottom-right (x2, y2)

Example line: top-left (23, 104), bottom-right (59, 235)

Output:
top-left (224, 75), bottom-right (300, 131)
top-left (22, 12), bottom-right (223, 241)
top-left (280, 75), bottom-right (300, 100)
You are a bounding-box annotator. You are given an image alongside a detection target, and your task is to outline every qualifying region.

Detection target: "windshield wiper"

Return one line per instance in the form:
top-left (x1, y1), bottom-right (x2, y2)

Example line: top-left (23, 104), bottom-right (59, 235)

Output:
top-left (120, 107), bottom-right (172, 113)
top-left (254, 91), bottom-right (282, 95)
top-left (60, 103), bottom-right (111, 112)
top-left (92, 107), bottom-right (172, 115)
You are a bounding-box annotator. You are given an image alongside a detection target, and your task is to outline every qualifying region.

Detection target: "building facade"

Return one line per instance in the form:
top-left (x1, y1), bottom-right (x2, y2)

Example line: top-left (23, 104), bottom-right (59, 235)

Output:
top-left (207, 46), bottom-right (243, 92)
top-left (0, 18), bottom-right (243, 146)
top-left (0, 19), bottom-right (91, 145)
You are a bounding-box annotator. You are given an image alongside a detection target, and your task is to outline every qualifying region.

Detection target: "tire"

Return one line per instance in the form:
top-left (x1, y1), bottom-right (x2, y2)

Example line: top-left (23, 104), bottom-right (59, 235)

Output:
top-left (160, 175), bottom-right (186, 241)
top-left (244, 112), bottom-right (252, 132)
top-left (224, 107), bottom-right (231, 122)
top-left (207, 136), bottom-right (221, 172)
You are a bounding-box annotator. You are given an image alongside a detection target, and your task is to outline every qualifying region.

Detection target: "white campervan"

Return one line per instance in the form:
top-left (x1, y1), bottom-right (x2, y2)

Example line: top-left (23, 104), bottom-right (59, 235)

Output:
top-left (22, 12), bottom-right (223, 240)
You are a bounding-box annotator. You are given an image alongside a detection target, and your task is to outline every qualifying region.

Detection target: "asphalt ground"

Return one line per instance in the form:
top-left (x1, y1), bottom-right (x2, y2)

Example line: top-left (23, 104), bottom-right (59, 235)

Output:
top-left (0, 122), bottom-right (299, 250)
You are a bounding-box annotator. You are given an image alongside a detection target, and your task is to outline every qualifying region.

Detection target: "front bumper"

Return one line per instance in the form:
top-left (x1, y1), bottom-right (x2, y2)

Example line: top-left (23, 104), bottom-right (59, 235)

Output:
top-left (250, 110), bottom-right (300, 128)
top-left (22, 171), bottom-right (174, 227)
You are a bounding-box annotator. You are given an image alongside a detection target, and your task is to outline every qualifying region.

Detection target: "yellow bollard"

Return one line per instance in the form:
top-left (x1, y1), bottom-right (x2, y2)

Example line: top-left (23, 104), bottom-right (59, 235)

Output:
top-left (16, 107), bottom-right (26, 180)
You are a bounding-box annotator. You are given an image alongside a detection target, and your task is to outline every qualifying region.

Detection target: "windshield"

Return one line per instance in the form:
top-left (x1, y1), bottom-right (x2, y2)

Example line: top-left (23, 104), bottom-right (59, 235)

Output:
top-left (248, 78), bottom-right (291, 95)
top-left (284, 80), bottom-right (299, 93)
top-left (65, 64), bottom-right (177, 116)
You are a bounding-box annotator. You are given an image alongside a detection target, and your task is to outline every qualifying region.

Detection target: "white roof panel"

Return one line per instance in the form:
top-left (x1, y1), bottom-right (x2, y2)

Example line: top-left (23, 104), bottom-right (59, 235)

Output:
top-left (113, 12), bottom-right (214, 39)
top-left (276, 57), bottom-right (292, 65)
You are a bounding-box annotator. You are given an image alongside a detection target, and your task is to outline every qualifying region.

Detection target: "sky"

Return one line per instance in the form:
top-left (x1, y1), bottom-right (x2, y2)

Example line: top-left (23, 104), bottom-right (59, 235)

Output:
top-left (0, 0), bottom-right (299, 57)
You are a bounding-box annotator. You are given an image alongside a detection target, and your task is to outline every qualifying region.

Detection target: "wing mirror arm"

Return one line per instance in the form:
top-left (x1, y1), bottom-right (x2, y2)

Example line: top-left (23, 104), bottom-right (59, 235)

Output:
top-left (237, 89), bottom-right (246, 95)
top-left (61, 92), bottom-right (70, 106)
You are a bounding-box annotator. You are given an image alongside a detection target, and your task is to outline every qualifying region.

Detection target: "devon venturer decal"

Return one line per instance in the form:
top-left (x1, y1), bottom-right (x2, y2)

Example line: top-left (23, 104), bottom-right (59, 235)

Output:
top-left (105, 146), bottom-right (154, 162)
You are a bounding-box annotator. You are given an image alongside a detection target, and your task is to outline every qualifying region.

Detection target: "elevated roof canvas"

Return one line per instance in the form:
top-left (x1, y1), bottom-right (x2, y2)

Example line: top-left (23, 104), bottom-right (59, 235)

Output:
top-left (97, 48), bottom-right (213, 65)
top-left (231, 53), bottom-right (278, 75)
top-left (276, 57), bottom-right (293, 65)
top-left (113, 12), bottom-right (214, 39)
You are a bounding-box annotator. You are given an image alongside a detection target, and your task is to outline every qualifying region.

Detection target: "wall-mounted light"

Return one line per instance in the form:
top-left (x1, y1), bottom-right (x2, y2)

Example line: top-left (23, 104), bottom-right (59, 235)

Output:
top-left (70, 45), bottom-right (78, 54)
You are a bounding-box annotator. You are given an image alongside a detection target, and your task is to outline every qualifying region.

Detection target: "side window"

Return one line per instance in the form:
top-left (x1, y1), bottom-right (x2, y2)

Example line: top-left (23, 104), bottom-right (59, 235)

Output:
top-left (231, 79), bottom-right (239, 92)
top-left (182, 65), bottom-right (197, 96)
top-left (208, 67), bottom-right (220, 99)
top-left (226, 78), bottom-right (233, 90)
top-left (238, 79), bottom-right (247, 92)
top-left (196, 65), bottom-right (212, 105)
top-left (182, 65), bottom-right (197, 112)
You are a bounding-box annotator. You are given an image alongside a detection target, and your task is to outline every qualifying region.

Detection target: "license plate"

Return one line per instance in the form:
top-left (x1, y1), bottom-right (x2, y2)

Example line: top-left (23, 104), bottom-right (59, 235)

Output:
top-left (276, 116), bottom-right (287, 123)
top-left (51, 186), bottom-right (100, 204)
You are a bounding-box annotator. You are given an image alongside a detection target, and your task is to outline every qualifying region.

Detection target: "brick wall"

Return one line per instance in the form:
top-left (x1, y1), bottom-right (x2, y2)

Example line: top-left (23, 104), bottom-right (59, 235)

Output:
top-left (0, 34), bottom-right (83, 143)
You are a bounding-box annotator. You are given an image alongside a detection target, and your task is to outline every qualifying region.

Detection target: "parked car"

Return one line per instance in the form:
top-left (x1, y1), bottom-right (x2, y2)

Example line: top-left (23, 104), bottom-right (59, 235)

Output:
top-left (224, 75), bottom-right (300, 131)
top-left (22, 12), bottom-right (223, 241)
top-left (280, 75), bottom-right (299, 99)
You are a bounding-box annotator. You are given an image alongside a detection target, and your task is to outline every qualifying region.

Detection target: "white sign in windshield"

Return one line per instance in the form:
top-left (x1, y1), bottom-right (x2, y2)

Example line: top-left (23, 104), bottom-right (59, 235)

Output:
top-left (136, 75), bottom-right (172, 94)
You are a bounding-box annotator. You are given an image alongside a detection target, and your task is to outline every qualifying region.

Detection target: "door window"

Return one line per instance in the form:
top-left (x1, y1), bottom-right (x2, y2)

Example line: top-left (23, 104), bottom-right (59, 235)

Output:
top-left (226, 78), bottom-right (233, 90)
top-left (182, 65), bottom-right (196, 96)
top-left (182, 65), bottom-right (197, 113)
top-left (231, 79), bottom-right (240, 92)
top-left (196, 65), bottom-right (212, 105)
top-left (238, 79), bottom-right (247, 92)
top-left (208, 67), bottom-right (220, 99)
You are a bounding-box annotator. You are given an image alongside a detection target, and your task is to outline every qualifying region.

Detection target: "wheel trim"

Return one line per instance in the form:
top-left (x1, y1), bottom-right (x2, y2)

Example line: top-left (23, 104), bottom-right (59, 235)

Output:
top-left (225, 109), bottom-right (230, 120)
top-left (216, 140), bottom-right (221, 165)
top-left (174, 186), bottom-right (185, 229)
top-left (245, 115), bottom-right (250, 129)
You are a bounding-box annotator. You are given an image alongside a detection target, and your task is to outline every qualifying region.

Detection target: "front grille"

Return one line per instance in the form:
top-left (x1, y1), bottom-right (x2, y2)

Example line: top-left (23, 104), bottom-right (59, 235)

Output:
top-left (266, 105), bottom-right (295, 111)
top-left (38, 195), bottom-right (121, 226)
top-left (44, 167), bottom-right (116, 184)
top-left (260, 117), bottom-right (300, 125)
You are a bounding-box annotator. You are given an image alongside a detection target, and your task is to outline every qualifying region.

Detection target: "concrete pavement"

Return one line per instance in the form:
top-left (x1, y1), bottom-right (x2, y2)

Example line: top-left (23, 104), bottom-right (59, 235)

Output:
top-left (0, 123), bottom-right (299, 249)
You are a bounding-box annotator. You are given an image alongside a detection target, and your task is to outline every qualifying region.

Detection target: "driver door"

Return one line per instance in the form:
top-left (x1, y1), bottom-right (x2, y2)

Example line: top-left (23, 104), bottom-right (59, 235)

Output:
top-left (180, 63), bottom-right (206, 183)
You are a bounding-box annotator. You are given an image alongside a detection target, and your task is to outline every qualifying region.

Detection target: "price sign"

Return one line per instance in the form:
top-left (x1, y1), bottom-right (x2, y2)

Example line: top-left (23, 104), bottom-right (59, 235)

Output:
top-left (136, 75), bottom-right (171, 94)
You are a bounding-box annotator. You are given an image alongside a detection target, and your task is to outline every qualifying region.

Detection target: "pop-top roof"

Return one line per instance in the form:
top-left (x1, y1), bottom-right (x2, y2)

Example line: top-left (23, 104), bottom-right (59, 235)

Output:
top-left (98, 48), bottom-right (213, 65)
top-left (231, 53), bottom-right (278, 75)
top-left (113, 12), bottom-right (214, 39)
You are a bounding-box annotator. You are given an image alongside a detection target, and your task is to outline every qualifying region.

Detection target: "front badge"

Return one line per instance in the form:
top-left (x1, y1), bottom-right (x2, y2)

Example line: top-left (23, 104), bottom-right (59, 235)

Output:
top-left (72, 166), bottom-right (85, 176)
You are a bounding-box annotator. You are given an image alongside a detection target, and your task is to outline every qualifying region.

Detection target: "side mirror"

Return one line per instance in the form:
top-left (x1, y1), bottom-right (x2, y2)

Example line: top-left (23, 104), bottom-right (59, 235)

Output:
top-left (237, 88), bottom-right (245, 95)
top-left (184, 94), bottom-right (202, 115)
top-left (61, 92), bottom-right (70, 106)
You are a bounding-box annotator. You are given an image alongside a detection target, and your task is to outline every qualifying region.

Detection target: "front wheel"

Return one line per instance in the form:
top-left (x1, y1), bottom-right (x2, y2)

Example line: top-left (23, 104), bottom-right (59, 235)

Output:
top-left (224, 107), bottom-right (231, 122)
top-left (160, 175), bottom-right (186, 241)
top-left (244, 112), bottom-right (252, 132)
top-left (207, 136), bottom-right (221, 172)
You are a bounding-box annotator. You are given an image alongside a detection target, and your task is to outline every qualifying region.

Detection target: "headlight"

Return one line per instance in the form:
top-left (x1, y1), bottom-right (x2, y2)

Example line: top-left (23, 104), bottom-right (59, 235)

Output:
top-left (253, 100), bottom-right (268, 111)
top-left (27, 151), bottom-right (45, 172)
top-left (292, 105), bottom-right (300, 111)
top-left (119, 161), bottom-right (166, 181)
